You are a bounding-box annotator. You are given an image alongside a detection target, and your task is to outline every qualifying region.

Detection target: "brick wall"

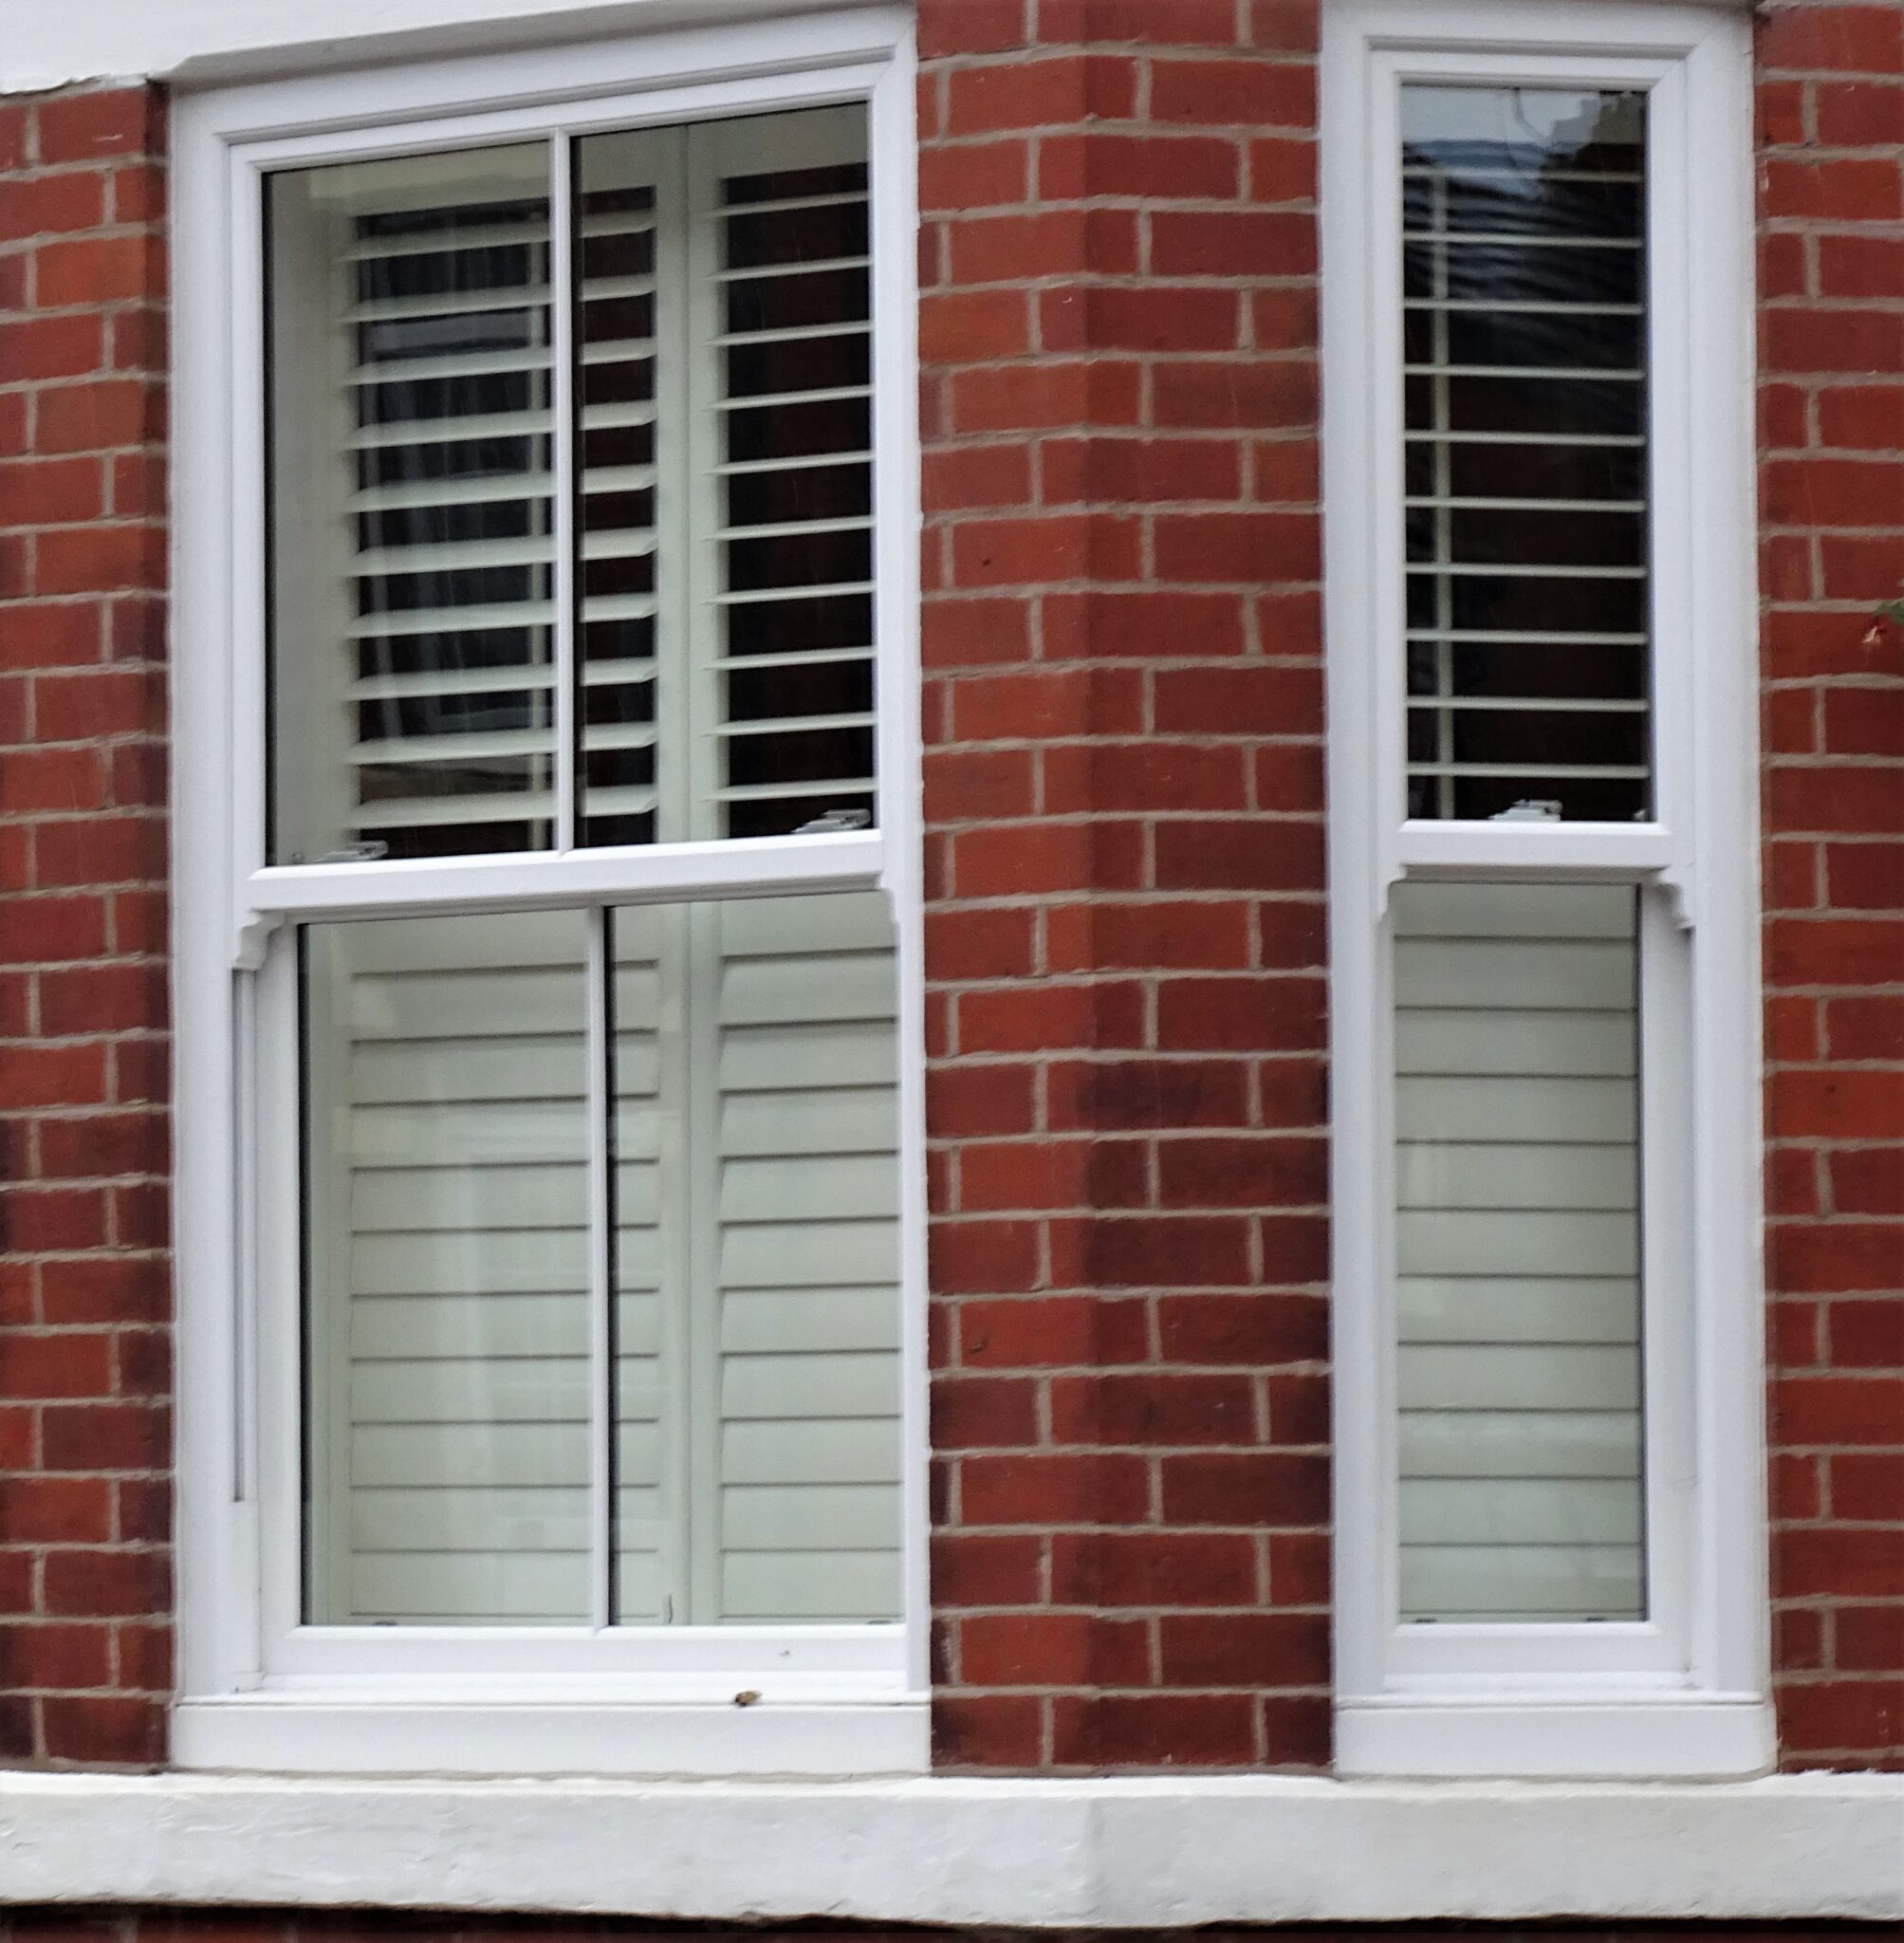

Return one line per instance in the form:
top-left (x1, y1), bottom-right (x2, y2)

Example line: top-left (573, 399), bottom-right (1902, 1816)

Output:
top-left (916, 0), bottom-right (1330, 1770)
top-left (0, 84), bottom-right (171, 1767)
top-left (1755, 0), bottom-right (1904, 1772)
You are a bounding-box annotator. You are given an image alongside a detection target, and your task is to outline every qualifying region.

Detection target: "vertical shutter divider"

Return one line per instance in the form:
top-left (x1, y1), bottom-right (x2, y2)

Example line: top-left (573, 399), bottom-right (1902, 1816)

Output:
top-left (549, 134), bottom-right (580, 853)
top-left (585, 904), bottom-right (615, 1631)
top-left (682, 120), bottom-right (728, 1620)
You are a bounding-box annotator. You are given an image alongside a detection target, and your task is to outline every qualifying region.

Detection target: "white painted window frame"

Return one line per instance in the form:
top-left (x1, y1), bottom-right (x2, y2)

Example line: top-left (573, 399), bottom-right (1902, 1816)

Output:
top-left (171, 6), bottom-right (929, 1776)
top-left (1322, 0), bottom-right (1769, 1778)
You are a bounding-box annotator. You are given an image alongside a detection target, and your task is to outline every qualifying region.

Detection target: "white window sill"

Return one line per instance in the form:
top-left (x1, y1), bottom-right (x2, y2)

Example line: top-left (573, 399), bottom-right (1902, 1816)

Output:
top-left (1337, 1692), bottom-right (1777, 1779)
top-left (172, 1682), bottom-right (929, 1777)
top-left (2, 1770), bottom-right (1895, 1924)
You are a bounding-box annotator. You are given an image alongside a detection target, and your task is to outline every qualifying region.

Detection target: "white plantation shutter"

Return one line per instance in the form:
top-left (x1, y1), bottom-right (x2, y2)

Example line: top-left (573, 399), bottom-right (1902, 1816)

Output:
top-left (704, 891), bottom-right (901, 1621)
top-left (577, 106), bottom-right (875, 844)
top-left (1399, 86), bottom-right (1651, 824)
top-left (279, 103), bottom-right (901, 1636)
top-left (1392, 880), bottom-right (1644, 1622)
top-left (270, 146), bottom-right (562, 862)
top-left (306, 911), bottom-right (593, 1625)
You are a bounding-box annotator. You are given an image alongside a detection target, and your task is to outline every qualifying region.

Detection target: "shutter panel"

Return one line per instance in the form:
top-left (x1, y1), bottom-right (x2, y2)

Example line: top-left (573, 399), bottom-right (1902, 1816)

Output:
top-left (704, 890), bottom-right (902, 1620)
top-left (306, 910), bottom-right (592, 1624)
top-left (689, 108), bottom-right (877, 842)
top-left (1400, 86), bottom-right (1651, 823)
top-left (269, 147), bottom-right (561, 863)
top-left (1392, 880), bottom-right (1645, 1622)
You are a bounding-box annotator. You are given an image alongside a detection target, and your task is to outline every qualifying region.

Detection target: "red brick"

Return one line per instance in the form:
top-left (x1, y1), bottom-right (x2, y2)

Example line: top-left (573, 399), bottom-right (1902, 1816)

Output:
top-left (1260, 1692), bottom-right (1331, 1765)
top-left (1769, 917), bottom-right (1904, 986)
top-left (1155, 511), bottom-right (1320, 583)
top-left (1762, 456), bottom-right (1904, 529)
top-left (41, 1693), bottom-right (164, 1765)
top-left (1839, 1606), bottom-right (1904, 1672)
top-left (31, 379), bottom-right (161, 455)
top-left (0, 315), bottom-right (104, 382)
top-left (1248, 139), bottom-right (1317, 206)
top-left (1042, 284), bottom-right (1241, 353)
top-left (1047, 900), bottom-right (1252, 974)
top-left (0, 1186), bottom-right (108, 1251)
top-left (951, 510), bottom-right (1141, 585)
top-left (1039, 0), bottom-right (1242, 44)
top-left (1826, 995), bottom-right (1904, 1060)
top-left (960, 1140), bottom-right (1150, 1213)
top-left (1051, 1692), bottom-right (1255, 1766)
top-left (1158, 1610), bottom-right (1328, 1685)
top-left (1777, 1679), bottom-right (1904, 1756)
top-left (1832, 1451), bottom-right (1904, 1523)
top-left (1154, 360), bottom-right (1318, 430)
top-left (35, 90), bottom-right (156, 166)
top-left (926, 907), bottom-right (1038, 984)
top-left (1156, 1287), bottom-right (1327, 1360)
top-left (1249, 0), bottom-right (1319, 53)
top-left (1048, 1058), bottom-right (1251, 1132)
top-left (945, 56), bottom-right (1139, 137)
top-left (957, 980), bottom-right (1144, 1056)
top-left (1774, 1376), bottom-right (1904, 1447)
top-left (0, 1621), bottom-right (110, 1690)
top-left (923, 747), bottom-right (1035, 822)
top-left (1155, 978), bottom-right (1324, 1053)
top-left (1820, 234), bottom-right (1904, 302)
top-left (961, 1612), bottom-right (1149, 1688)
top-left (32, 523), bottom-right (163, 597)
top-left (41, 1546), bottom-right (171, 1618)
top-left (1043, 742), bottom-right (1247, 814)
top-left (33, 235), bottom-right (156, 310)
top-left (1050, 1530), bottom-right (1256, 1605)
top-left (931, 1531), bottom-right (1044, 1607)
top-left (932, 1693), bottom-right (1044, 1767)
top-left (1043, 435), bottom-right (1243, 508)
top-left (1769, 767), bottom-right (1904, 837)
top-left (932, 1374), bottom-right (1040, 1449)
top-left (960, 1450), bottom-right (1150, 1527)
top-left (1832, 1150), bottom-right (1904, 1217)
top-left (1151, 210), bottom-right (1317, 278)
top-left (0, 172), bottom-right (106, 238)
top-left (928, 1063), bottom-right (1038, 1138)
top-left (1828, 1301), bottom-right (1904, 1368)
top-left (1043, 589), bottom-right (1246, 657)
top-left (918, 0), bottom-right (1029, 60)
top-left (1048, 1370), bottom-right (1255, 1442)
top-left (0, 1042), bottom-right (107, 1109)
top-left (39, 1401), bottom-right (167, 1472)
top-left (1039, 132), bottom-right (1240, 202)
top-left (1151, 59), bottom-right (1314, 129)
top-left (1160, 1451), bottom-right (1328, 1527)
top-left (930, 1218), bottom-right (1042, 1295)
top-left (948, 208), bottom-right (1138, 284)
top-left (1765, 305), bottom-right (1904, 374)
top-left (1266, 1370), bottom-right (1329, 1443)
top-left (952, 363), bottom-right (1142, 435)
top-left (1821, 384), bottom-right (1904, 452)
top-left (1759, 5), bottom-right (1904, 75)
top-left (923, 596), bottom-right (1033, 669)
top-left (956, 819), bottom-right (1145, 897)
top-left (1757, 80), bottom-right (1808, 147)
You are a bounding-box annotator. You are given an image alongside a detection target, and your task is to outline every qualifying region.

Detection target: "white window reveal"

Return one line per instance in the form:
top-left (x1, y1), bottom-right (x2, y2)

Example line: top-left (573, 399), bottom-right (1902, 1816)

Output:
top-left (171, 9), bottom-right (926, 1776)
top-left (1323, 0), bottom-right (1767, 1778)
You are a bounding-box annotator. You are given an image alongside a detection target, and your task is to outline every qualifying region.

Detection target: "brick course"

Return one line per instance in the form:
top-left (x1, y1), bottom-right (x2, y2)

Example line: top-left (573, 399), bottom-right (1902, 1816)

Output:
top-left (917, 0), bottom-right (1329, 1770)
top-left (0, 83), bottom-right (170, 1769)
top-left (1756, 0), bottom-right (1904, 1771)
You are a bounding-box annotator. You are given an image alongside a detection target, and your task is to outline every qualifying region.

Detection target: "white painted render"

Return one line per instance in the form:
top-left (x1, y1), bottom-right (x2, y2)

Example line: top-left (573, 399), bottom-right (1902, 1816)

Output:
top-left (0, 1772), bottom-right (1897, 1924)
top-left (0, 0), bottom-right (868, 94)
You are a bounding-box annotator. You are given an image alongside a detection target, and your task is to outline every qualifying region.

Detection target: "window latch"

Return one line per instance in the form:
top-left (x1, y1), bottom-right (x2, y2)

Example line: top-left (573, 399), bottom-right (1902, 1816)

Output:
top-left (795, 808), bottom-right (873, 834)
top-left (313, 841), bottom-right (392, 863)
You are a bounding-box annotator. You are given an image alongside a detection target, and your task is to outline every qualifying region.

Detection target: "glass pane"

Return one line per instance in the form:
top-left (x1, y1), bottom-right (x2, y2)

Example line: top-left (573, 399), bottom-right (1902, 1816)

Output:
top-left (1400, 86), bottom-right (1652, 823)
top-left (302, 910), bottom-right (590, 1625)
top-left (1392, 880), bottom-right (1645, 1622)
top-left (572, 107), bottom-right (875, 848)
top-left (268, 145), bottom-right (558, 863)
top-left (610, 890), bottom-right (901, 1623)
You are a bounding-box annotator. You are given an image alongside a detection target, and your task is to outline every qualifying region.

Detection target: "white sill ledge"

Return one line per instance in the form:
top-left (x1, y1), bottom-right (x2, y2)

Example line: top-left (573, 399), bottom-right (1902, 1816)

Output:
top-left (1, 1771), bottom-right (1896, 1925)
